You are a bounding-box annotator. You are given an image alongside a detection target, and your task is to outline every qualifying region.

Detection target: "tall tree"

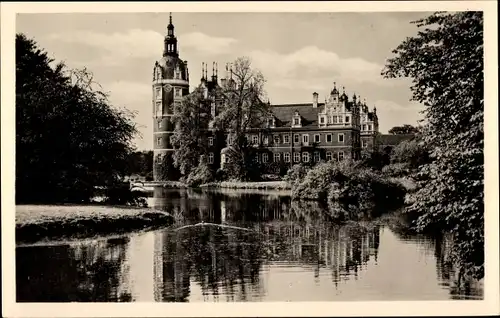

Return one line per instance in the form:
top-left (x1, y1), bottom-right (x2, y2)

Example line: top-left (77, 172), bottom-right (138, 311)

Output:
top-left (16, 34), bottom-right (138, 203)
top-left (388, 124), bottom-right (419, 135)
top-left (212, 57), bottom-right (271, 180)
top-left (170, 89), bottom-right (212, 177)
top-left (382, 12), bottom-right (484, 280)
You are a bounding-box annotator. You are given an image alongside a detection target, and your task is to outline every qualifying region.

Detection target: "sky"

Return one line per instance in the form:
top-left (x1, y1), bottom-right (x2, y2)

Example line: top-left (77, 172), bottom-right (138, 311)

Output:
top-left (17, 12), bottom-right (429, 150)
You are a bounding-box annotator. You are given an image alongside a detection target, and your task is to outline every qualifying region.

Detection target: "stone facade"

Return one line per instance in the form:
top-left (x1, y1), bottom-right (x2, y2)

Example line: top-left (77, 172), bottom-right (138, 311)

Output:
top-left (152, 16), bottom-right (380, 181)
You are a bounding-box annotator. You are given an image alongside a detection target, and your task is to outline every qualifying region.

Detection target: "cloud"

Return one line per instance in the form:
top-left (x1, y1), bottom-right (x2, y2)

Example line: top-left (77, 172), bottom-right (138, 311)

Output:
top-left (178, 32), bottom-right (238, 55)
top-left (48, 29), bottom-right (164, 65)
top-left (249, 46), bottom-right (387, 90)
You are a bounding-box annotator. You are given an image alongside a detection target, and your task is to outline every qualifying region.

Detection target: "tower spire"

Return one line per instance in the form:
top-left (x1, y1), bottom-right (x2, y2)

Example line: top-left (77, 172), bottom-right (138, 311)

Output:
top-left (164, 12), bottom-right (178, 56)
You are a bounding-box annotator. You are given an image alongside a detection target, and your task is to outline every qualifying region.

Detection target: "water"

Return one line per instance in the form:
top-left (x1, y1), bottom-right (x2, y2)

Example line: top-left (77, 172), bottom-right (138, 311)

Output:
top-left (16, 188), bottom-right (483, 302)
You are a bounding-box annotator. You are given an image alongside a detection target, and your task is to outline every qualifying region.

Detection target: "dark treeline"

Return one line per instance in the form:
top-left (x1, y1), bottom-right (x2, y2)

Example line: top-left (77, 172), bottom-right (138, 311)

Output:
top-left (16, 34), bottom-right (139, 204)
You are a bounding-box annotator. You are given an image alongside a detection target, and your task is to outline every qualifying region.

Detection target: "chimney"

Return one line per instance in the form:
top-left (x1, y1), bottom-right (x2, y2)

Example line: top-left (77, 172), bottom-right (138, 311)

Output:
top-left (312, 92), bottom-right (319, 108)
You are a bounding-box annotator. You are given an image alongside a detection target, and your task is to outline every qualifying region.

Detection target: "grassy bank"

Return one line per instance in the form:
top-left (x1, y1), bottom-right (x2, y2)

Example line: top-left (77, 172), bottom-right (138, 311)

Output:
top-left (16, 205), bottom-right (173, 244)
top-left (200, 181), bottom-right (291, 190)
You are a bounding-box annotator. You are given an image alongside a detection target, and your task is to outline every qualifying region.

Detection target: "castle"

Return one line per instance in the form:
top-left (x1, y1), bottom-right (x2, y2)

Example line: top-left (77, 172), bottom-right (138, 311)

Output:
top-left (152, 15), bottom-right (379, 181)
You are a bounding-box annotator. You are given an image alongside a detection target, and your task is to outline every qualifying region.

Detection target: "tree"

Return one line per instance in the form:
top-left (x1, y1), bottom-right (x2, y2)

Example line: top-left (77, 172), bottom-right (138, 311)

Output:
top-left (170, 89), bottom-right (212, 176)
top-left (388, 124), bottom-right (419, 135)
top-left (212, 57), bottom-right (271, 181)
top-left (382, 12), bottom-right (484, 280)
top-left (16, 34), bottom-right (138, 203)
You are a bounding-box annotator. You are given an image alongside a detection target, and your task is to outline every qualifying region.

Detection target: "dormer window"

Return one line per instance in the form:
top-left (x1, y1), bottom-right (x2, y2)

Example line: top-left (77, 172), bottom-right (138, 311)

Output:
top-left (292, 111), bottom-right (302, 127)
top-left (267, 116), bottom-right (276, 128)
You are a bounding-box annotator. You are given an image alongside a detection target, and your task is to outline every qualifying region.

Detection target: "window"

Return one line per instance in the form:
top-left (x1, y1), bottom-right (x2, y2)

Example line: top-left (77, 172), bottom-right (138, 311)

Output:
top-left (333, 116), bottom-right (338, 124)
top-left (314, 134), bottom-right (320, 143)
top-left (175, 71), bottom-right (180, 79)
top-left (175, 87), bottom-right (182, 97)
top-left (262, 153), bottom-right (269, 163)
top-left (274, 135), bottom-right (280, 144)
top-left (228, 136), bottom-right (233, 146)
top-left (284, 134), bottom-right (290, 144)
top-left (263, 136), bottom-right (269, 145)
top-left (320, 116), bottom-right (325, 124)
top-left (274, 153), bottom-right (280, 162)
top-left (155, 87), bottom-right (161, 99)
top-left (362, 124), bottom-right (366, 131)
top-left (208, 137), bottom-right (214, 146)
top-left (294, 118), bottom-right (300, 125)
top-left (255, 154), bottom-right (260, 163)
top-left (368, 124), bottom-right (372, 131)
top-left (294, 152), bottom-right (301, 163)
top-left (156, 153), bottom-right (163, 164)
top-left (362, 140), bottom-right (367, 148)
top-left (252, 135), bottom-right (259, 144)
top-left (156, 137), bottom-right (161, 146)
top-left (326, 134), bottom-right (332, 143)
top-left (155, 102), bottom-right (162, 117)
top-left (328, 116), bottom-right (333, 124)
top-left (338, 116), bottom-right (344, 123)
top-left (338, 134), bottom-right (344, 143)
top-left (339, 151), bottom-right (344, 161)
top-left (314, 151), bottom-right (320, 162)
top-left (326, 152), bottom-right (332, 161)
top-left (208, 153), bottom-right (214, 164)
top-left (155, 68), bottom-right (161, 80)
top-left (267, 118), bottom-right (273, 127)
top-left (158, 121), bottom-right (162, 129)
top-left (294, 134), bottom-right (300, 143)
top-left (284, 152), bottom-right (291, 163)
top-left (302, 152), bottom-right (310, 162)
top-left (302, 134), bottom-right (309, 144)
top-left (345, 116), bottom-right (350, 123)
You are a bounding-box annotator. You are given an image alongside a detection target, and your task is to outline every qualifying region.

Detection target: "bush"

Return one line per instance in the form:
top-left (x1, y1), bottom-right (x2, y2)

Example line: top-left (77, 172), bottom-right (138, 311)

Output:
top-left (186, 161), bottom-right (214, 187)
top-left (382, 162), bottom-right (411, 177)
top-left (291, 159), bottom-right (406, 217)
top-left (283, 164), bottom-right (310, 186)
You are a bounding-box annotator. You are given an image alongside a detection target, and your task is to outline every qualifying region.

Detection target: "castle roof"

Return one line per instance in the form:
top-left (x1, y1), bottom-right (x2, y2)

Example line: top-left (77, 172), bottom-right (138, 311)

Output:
top-left (270, 103), bottom-right (325, 127)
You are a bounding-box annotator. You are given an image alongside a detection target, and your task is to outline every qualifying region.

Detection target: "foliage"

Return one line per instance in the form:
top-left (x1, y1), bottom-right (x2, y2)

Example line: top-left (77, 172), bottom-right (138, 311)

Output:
top-left (125, 150), bottom-right (153, 179)
top-left (291, 160), bottom-right (406, 216)
top-left (283, 164), bottom-right (310, 186)
top-left (390, 138), bottom-right (430, 169)
top-left (16, 34), bottom-right (138, 203)
top-left (186, 155), bottom-right (215, 187)
top-left (222, 137), bottom-right (262, 181)
top-left (212, 57), bottom-right (271, 180)
top-left (170, 89), bottom-right (212, 176)
top-left (382, 162), bottom-right (411, 178)
top-left (388, 124), bottom-right (420, 135)
top-left (154, 152), bottom-right (181, 181)
top-left (359, 149), bottom-right (390, 170)
top-left (382, 12), bottom-right (484, 280)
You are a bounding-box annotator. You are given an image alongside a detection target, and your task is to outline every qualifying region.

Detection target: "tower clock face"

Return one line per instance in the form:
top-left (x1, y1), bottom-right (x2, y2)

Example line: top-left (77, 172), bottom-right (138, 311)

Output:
top-left (164, 84), bottom-right (172, 93)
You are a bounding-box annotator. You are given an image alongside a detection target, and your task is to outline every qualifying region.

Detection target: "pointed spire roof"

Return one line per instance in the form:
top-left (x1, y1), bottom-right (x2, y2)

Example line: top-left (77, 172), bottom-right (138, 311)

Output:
top-left (331, 81), bottom-right (339, 95)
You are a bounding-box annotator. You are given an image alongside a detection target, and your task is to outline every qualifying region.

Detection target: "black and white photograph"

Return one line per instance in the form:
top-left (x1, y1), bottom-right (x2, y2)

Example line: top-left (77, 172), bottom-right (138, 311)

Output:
top-left (2, 1), bottom-right (499, 317)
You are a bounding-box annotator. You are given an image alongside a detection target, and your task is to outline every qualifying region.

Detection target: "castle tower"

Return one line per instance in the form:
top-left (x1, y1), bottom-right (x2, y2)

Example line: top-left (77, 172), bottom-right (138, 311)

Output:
top-left (152, 13), bottom-right (190, 181)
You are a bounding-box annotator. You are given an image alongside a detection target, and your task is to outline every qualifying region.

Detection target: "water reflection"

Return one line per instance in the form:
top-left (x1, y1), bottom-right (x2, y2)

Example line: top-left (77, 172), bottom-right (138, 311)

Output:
top-left (16, 188), bottom-right (483, 302)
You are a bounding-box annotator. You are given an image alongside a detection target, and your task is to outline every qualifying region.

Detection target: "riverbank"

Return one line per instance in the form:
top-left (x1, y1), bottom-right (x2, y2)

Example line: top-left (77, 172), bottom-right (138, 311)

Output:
top-left (16, 205), bottom-right (173, 244)
top-left (200, 181), bottom-right (291, 190)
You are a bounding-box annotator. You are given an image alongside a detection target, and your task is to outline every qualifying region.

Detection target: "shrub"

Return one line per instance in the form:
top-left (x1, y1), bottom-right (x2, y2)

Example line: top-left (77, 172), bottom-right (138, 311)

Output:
top-left (283, 164), bottom-right (310, 186)
top-left (186, 161), bottom-right (214, 187)
top-left (291, 159), bottom-right (406, 217)
top-left (382, 162), bottom-right (411, 177)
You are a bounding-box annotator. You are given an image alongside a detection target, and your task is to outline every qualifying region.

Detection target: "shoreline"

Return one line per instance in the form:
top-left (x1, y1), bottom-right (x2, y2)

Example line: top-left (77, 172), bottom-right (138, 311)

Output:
top-left (16, 205), bottom-right (174, 244)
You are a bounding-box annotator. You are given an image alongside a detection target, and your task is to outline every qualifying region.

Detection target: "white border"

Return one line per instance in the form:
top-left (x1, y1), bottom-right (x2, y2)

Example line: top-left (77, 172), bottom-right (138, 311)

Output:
top-left (2, 1), bottom-right (499, 317)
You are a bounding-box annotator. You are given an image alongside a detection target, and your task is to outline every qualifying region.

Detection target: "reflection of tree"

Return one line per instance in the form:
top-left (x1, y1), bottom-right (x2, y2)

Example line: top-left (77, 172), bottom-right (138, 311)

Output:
top-left (16, 237), bottom-right (131, 302)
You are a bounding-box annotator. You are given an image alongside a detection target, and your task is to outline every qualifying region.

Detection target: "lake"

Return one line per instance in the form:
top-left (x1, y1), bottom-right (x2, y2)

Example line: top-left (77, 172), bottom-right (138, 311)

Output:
top-left (16, 188), bottom-right (483, 302)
